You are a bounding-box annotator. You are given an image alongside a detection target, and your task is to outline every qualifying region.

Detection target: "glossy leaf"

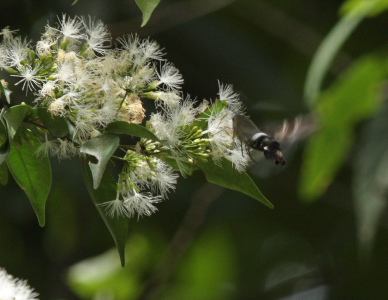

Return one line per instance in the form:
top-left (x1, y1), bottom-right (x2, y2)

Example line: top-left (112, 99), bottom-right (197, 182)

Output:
top-left (300, 56), bottom-right (387, 200)
top-left (6, 127), bottom-right (52, 226)
top-left (3, 104), bottom-right (32, 139)
top-left (83, 163), bottom-right (129, 266)
top-left (0, 80), bottom-right (12, 104)
top-left (135, 0), bottom-right (161, 27)
top-left (0, 163), bottom-right (8, 185)
top-left (36, 107), bottom-right (69, 137)
top-left (80, 134), bottom-right (120, 189)
top-left (105, 121), bottom-right (160, 141)
top-left (197, 158), bottom-right (274, 209)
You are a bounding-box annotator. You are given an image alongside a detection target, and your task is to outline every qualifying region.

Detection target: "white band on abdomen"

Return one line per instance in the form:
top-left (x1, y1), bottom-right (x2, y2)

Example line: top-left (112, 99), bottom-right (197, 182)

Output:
top-left (250, 132), bottom-right (267, 142)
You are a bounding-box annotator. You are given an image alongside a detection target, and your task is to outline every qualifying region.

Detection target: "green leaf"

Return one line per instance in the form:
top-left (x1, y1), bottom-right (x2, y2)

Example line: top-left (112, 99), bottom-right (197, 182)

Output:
top-left (3, 104), bottom-right (32, 139)
top-left (0, 80), bottom-right (13, 104)
top-left (0, 112), bottom-right (9, 165)
top-left (36, 107), bottom-right (69, 137)
top-left (340, 0), bottom-right (388, 17)
top-left (352, 103), bottom-right (388, 260)
top-left (191, 100), bottom-right (228, 130)
top-left (6, 127), bottom-right (52, 226)
top-left (300, 56), bottom-right (387, 200)
top-left (303, 13), bottom-right (365, 107)
top-left (83, 164), bottom-right (129, 266)
top-left (80, 134), bottom-right (120, 190)
top-left (104, 121), bottom-right (160, 141)
top-left (197, 158), bottom-right (274, 209)
top-left (0, 163), bottom-right (8, 185)
top-left (135, 0), bottom-right (161, 27)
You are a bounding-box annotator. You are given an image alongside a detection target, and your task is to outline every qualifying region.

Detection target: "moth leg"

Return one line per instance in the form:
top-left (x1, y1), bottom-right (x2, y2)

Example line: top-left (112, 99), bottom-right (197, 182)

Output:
top-left (246, 145), bottom-right (257, 163)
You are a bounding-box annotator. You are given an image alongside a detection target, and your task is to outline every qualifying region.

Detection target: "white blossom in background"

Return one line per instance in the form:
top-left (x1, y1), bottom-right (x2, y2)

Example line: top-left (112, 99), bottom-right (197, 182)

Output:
top-left (0, 15), bottom-right (250, 220)
top-left (0, 268), bottom-right (39, 300)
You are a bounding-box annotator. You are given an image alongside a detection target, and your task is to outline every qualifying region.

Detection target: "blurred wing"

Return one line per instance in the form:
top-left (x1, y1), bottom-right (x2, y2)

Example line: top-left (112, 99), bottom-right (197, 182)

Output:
top-left (261, 113), bottom-right (318, 149)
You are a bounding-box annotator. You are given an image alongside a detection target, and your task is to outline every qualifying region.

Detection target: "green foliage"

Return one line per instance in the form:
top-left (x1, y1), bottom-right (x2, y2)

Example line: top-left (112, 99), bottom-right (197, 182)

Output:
top-left (3, 105), bottom-right (32, 139)
top-left (160, 227), bottom-right (236, 300)
top-left (36, 107), bottom-right (69, 138)
top-left (300, 56), bottom-right (387, 200)
top-left (67, 226), bottom-right (235, 300)
top-left (198, 158), bottom-right (274, 209)
top-left (80, 134), bottom-right (120, 189)
top-left (105, 121), bottom-right (160, 141)
top-left (135, 0), bottom-right (161, 27)
top-left (340, 0), bottom-right (388, 17)
top-left (0, 80), bottom-right (12, 104)
top-left (83, 164), bottom-right (130, 266)
top-left (6, 127), bottom-right (51, 226)
top-left (303, 14), bottom-right (365, 107)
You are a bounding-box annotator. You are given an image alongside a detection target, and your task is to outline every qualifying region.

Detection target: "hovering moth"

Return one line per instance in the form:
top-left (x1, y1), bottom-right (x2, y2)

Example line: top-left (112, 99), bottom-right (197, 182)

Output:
top-left (232, 114), bottom-right (286, 165)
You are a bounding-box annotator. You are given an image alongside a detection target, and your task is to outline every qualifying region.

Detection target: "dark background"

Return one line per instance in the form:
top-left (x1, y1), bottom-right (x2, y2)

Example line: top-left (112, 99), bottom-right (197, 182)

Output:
top-left (1, 0), bottom-right (388, 299)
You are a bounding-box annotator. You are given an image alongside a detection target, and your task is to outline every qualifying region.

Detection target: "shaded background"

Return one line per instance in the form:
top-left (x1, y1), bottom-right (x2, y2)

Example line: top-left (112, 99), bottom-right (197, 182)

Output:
top-left (1, 0), bottom-right (388, 299)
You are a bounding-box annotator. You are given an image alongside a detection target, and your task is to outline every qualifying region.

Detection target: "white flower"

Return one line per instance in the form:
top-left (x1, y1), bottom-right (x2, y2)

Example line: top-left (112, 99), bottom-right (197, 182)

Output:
top-left (56, 14), bottom-right (85, 41)
top-left (11, 64), bottom-right (43, 94)
top-left (140, 38), bottom-right (164, 61)
top-left (218, 81), bottom-right (244, 114)
top-left (48, 98), bottom-right (66, 116)
top-left (157, 63), bottom-right (183, 91)
top-left (149, 97), bottom-right (197, 144)
top-left (36, 40), bottom-right (53, 57)
top-left (117, 34), bottom-right (142, 58)
top-left (98, 192), bottom-right (129, 218)
top-left (224, 146), bottom-right (249, 172)
top-left (54, 138), bottom-right (79, 158)
top-left (123, 190), bottom-right (161, 218)
top-left (0, 27), bottom-right (19, 42)
top-left (202, 108), bottom-right (233, 160)
top-left (153, 91), bottom-right (181, 108)
top-left (4, 36), bottom-right (30, 67)
top-left (39, 81), bottom-right (57, 97)
top-left (0, 267), bottom-right (39, 300)
top-left (82, 16), bottom-right (111, 56)
top-left (151, 160), bottom-right (178, 198)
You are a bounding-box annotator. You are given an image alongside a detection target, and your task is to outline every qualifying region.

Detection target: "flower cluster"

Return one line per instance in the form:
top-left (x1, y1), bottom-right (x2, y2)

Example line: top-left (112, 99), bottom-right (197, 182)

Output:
top-left (0, 268), bottom-right (39, 300)
top-left (0, 15), bottom-right (182, 146)
top-left (0, 15), bottom-right (249, 219)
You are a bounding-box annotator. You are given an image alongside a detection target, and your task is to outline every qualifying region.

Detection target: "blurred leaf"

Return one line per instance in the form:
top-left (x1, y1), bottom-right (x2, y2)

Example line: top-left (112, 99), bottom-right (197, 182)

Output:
top-left (161, 226), bottom-right (236, 300)
top-left (3, 104), bottom-right (32, 139)
top-left (197, 158), bottom-right (274, 208)
top-left (352, 103), bottom-right (388, 260)
top-left (300, 56), bottom-right (387, 200)
top-left (83, 164), bottom-right (129, 266)
top-left (68, 230), bottom-right (166, 299)
top-left (6, 127), bottom-right (51, 226)
top-left (135, 0), bottom-right (161, 27)
top-left (105, 121), bottom-right (160, 141)
top-left (0, 80), bottom-right (12, 104)
top-left (303, 5), bottom-right (380, 107)
top-left (0, 163), bottom-right (8, 185)
top-left (340, 0), bottom-right (388, 17)
top-left (36, 107), bottom-right (69, 137)
top-left (80, 133), bottom-right (120, 190)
